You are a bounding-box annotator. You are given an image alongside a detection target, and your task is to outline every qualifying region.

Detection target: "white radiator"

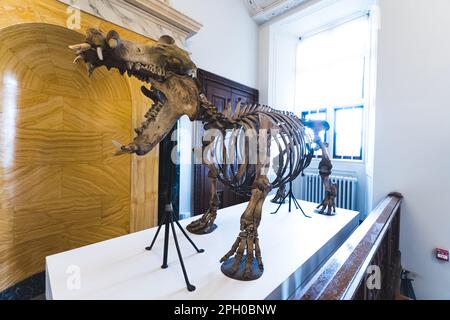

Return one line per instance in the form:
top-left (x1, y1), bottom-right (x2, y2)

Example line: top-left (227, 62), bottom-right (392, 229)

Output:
top-left (299, 173), bottom-right (358, 211)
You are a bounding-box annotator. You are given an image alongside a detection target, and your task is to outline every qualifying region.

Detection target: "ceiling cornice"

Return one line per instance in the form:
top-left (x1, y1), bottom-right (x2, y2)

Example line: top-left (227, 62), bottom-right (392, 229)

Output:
top-left (244, 0), bottom-right (311, 24)
top-left (58, 0), bottom-right (202, 47)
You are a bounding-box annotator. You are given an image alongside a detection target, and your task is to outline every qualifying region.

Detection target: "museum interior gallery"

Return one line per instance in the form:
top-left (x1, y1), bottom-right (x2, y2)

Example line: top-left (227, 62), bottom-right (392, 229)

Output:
top-left (0, 0), bottom-right (449, 301)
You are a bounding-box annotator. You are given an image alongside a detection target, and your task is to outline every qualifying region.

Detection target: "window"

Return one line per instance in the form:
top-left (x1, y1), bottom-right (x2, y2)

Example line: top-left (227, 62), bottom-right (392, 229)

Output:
top-left (301, 109), bottom-right (326, 157)
top-left (295, 15), bottom-right (369, 161)
top-left (334, 106), bottom-right (363, 160)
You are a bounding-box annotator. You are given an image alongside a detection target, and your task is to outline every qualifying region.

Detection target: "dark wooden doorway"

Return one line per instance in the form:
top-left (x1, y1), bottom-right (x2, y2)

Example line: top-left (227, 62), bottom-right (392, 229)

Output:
top-left (193, 69), bottom-right (259, 216)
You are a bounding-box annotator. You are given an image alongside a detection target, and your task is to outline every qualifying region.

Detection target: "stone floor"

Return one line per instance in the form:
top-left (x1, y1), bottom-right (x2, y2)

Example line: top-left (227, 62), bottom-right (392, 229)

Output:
top-left (0, 272), bottom-right (45, 300)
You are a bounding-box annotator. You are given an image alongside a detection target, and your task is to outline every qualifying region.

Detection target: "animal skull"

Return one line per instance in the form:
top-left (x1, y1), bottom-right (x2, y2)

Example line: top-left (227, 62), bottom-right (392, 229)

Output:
top-left (69, 28), bottom-right (200, 155)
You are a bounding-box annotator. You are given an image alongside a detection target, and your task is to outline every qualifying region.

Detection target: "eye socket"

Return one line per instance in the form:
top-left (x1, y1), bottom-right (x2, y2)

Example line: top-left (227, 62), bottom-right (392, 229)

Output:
top-left (167, 57), bottom-right (182, 65)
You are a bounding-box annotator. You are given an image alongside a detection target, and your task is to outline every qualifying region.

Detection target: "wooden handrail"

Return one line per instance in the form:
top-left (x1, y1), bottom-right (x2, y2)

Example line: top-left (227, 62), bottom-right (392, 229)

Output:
top-left (293, 193), bottom-right (403, 300)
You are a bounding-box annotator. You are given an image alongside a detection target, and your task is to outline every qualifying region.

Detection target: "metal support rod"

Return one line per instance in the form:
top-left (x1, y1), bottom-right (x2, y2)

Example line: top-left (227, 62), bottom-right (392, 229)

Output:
top-left (170, 220), bottom-right (196, 291)
top-left (146, 214), bottom-right (166, 251)
top-left (271, 147), bottom-right (311, 218)
top-left (161, 213), bottom-right (171, 269)
top-left (145, 125), bottom-right (203, 291)
top-left (146, 202), bottom-right (204, 291)
top-left (175, 218), bottom-right (204, 254)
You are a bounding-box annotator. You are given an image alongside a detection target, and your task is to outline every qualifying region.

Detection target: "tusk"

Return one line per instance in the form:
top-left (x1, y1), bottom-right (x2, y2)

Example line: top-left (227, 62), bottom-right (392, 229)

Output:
top-left (68, 43), bottom-right (92, 52)
top-left (87, 63), bottom-right (95, 77)
top-left (73, 55), bottom-right (83, 64)
top-left (112, 140), bottom-right (123, 150)
top-left (112, 140), bottom-right (136, 156)
top-left (108, 38), bottom-right (118, 49)
top-left (96, 47), bottom-right (104, 61)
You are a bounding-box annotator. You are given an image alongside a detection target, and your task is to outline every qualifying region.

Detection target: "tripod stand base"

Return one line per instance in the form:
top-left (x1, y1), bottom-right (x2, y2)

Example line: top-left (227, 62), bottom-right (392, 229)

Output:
top-left (187, 223), bottom-right (217, 235)
top-left (187, 284), bottom-right (196, 292)
top-left (145, 211), bottom-right (204, 292)
top-left (221, 255), bottom-right (264, 281)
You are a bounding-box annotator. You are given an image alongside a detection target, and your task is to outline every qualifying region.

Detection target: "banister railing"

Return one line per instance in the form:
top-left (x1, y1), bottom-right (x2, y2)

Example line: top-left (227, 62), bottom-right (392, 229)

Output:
top-left (293, 192), bottom-right (403, 300)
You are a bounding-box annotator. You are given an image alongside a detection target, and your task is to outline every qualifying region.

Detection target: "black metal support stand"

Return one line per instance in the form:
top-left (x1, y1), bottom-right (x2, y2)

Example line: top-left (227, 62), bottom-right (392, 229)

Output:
top-left (145, 204), bottom-right (204, 292)
top-left (270, 179), bottom-right (310, 218)
top-left (145, 131), bottom-right (204, 292)
top-left (271, 151), bottom-right (311, 218)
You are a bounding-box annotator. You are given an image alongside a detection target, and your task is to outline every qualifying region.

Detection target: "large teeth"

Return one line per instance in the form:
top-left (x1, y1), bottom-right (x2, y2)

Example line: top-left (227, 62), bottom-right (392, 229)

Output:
top-left (87, 63), bottom-right (95, 77)
top-left (124, 62), bottom-right (165, 80)
top-left (69, 43), bottom-right (92, 52)
top-left (96, 47), bottom-right (104, 61)
top-left (108, 38), bottom-right (118, 49)
top-left (73, 55), bottom-right (83, 64)
top-left (112, 140), bottom-right (123, 150)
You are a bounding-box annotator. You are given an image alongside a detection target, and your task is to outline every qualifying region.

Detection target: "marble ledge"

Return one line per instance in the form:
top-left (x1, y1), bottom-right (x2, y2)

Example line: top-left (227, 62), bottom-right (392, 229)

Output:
top-left (58, 0), bottom-right (202, 47)
top-left (244, 0), bottom-right (311, 24)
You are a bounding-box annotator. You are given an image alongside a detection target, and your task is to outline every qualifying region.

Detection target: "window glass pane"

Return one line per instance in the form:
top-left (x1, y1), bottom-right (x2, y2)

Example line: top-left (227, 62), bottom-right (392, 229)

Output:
top-left (302, 110), bottom-right (327, 157)
top-left (334, 106), bottom-right (363, 159)
top-left (295, 16), bottom-right (369, 110)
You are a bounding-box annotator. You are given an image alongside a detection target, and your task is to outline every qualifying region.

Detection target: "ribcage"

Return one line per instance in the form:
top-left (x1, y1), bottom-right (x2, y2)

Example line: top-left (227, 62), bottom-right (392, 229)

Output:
top-left (204, 108), bottom-right (314, 197)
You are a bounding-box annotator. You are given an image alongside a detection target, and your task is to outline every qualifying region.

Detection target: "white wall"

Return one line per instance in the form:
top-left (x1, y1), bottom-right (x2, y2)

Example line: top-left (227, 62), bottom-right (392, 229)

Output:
top-left (372, 0), bottom-right (450, 299)
top-left (258, 23), bottom-right (272, 105)
top-left (268, 28), bottom-right (298, 109)
top-left (170, 0), bottom-right (259, 216)
top-left (171, 0), bottom-right (259, 88)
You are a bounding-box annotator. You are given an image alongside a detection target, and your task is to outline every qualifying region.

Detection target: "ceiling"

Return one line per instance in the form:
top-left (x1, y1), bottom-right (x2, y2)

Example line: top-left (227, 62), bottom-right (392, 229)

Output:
top-left (243, 0), bottom-right (311, 24)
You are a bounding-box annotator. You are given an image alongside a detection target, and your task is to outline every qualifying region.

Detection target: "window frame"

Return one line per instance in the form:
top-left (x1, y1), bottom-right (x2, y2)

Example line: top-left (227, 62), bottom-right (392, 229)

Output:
top-left (301, 108), bottom-right (328, 142)
top-left (332, 105), bottom-right (364, 161)
top-left (295, 14), bottom-right (371, 164)
top-left (301, 109), bottom-right (327, 159)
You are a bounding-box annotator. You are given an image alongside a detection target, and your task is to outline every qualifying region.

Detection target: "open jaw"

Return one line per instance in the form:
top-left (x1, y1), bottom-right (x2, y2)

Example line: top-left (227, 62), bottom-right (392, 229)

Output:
top-left (68, 29), bottom-right (200, 156)
top-left (69, 29), bottom-right (197, 106)
top-left (70, 43), bottom-right (168, 105)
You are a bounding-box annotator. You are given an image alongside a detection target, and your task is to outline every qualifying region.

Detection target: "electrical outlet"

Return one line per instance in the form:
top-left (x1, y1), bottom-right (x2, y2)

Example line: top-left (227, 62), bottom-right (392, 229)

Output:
top-left (436, 248), bottom-right (449, 262)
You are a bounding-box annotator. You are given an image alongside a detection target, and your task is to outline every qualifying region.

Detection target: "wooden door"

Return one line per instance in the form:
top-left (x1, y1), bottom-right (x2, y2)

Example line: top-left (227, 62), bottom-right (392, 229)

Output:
top-left (193, 69), bottom-right (259, 216)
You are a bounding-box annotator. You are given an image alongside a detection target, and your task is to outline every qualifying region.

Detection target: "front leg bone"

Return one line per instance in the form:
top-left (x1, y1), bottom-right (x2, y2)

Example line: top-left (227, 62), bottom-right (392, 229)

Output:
top-left (220, 175), bottom-right (270, 280)
top-left (187, 166), bottom-right (219, 234)
top-left (317, 180), bottom-right (337, 215)
top-left (305, 120), bottom-right (337, 216)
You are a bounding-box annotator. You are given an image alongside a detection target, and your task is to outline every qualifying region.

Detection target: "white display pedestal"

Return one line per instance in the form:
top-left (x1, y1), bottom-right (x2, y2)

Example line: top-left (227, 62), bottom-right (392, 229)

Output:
top-left (45, 200), bottom-right (358, 300)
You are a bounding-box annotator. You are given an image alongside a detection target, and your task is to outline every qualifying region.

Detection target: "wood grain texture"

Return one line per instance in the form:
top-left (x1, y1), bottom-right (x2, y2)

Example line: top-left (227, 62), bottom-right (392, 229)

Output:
top-left (296, 194), bottom-right (403, 300)
top-left (129, 77), bottom-right (159, 232)
top-left (13, 197), bottom-right (103, 245)
top-left (0, 1), bottom-right (159, 292)
top-left (0, 209), bottom-right (14, 249)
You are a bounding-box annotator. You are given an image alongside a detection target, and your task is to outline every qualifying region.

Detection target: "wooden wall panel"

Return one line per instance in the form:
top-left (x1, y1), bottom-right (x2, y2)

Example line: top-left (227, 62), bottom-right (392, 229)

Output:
top-left (1, 166), bottom-right (63, 206)
top-left (0, 0), bottom-right (160, 292)
top-left (5, 129), bottom-right (104, 164)
top-left (129, 77), bottom-right (160, 232)
top-left (62, 163), bottom-right (130, 197)
top-left (0, 209), bottom-right (13, 248)
top-left (13, 197), bottom-right (103, 245)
